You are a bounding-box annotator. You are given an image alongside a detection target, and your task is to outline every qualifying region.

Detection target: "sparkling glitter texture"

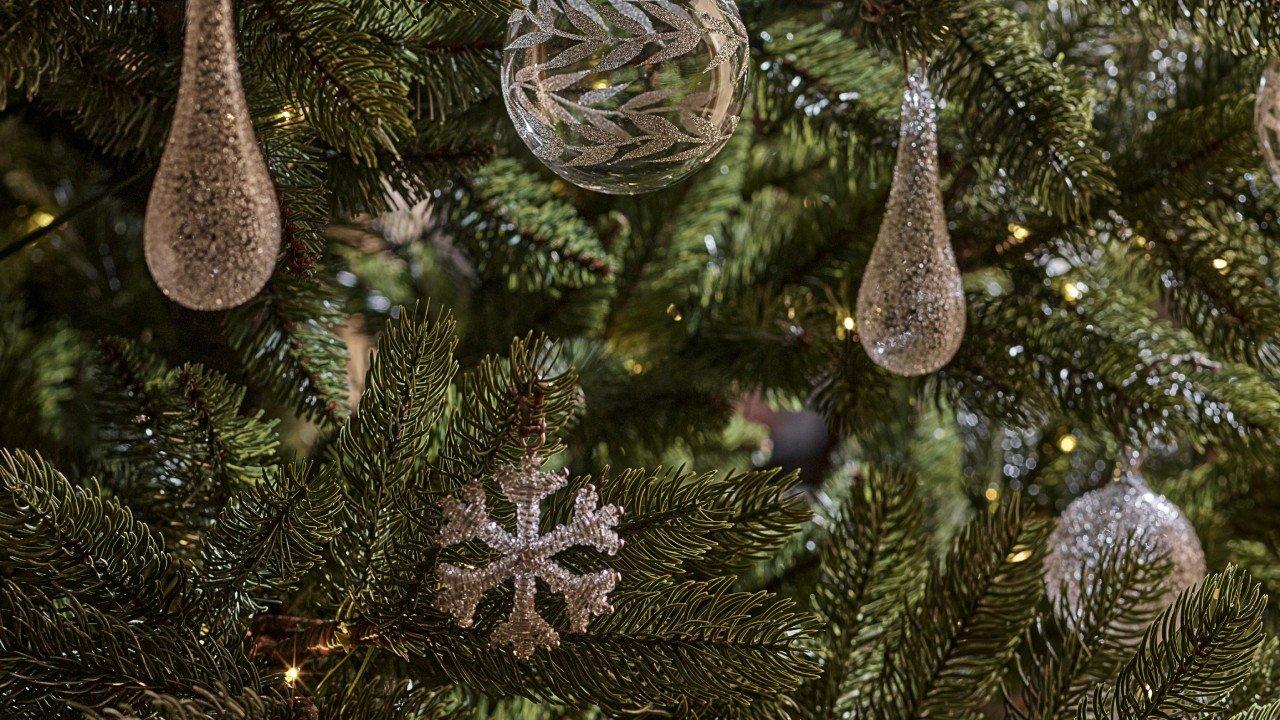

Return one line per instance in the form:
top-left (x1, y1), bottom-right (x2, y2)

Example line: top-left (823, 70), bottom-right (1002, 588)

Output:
top-left (501, 0), bottom-right (750, 195)
top-left (1257, 59), bottom-right (1280, 190)
top-left (144, 0), bottom-right (281, 310)
top-left (436, 455), bottom-right (623, 659)
top-left (856, 68), bottom-right (966, 376)
top-left (1043, 471), bottom-right (1206, 635)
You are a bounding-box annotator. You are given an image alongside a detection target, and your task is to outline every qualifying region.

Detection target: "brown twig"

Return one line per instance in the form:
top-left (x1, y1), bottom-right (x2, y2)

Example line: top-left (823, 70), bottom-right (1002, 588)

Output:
top-left (248, 613), bottom-right (381, 665)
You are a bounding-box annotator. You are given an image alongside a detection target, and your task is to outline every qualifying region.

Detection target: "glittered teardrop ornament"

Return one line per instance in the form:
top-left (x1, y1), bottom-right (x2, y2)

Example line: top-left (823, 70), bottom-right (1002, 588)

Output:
top-left (501, 0), bottom-right (750, 194)
top-left (1256, 59), bottom-right (1280, 190)
top-left (144, 0), bottom-right (280, 310)
top-left (855, 68), bottom-right (965, 376)
top-left (1043, 468), bottom-right (1205, 641)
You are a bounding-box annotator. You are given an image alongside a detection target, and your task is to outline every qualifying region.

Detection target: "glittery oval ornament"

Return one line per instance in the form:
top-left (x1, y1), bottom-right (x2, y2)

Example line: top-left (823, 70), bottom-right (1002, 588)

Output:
top-left (1043, 473), bottom-right (1206, 638)
top-left (501, 0), bottom-right (750, 195)
top-left (856, 68), bottom-right (965, 376)
top-left (144, 0), bottom-right (280, 310)
top-left (1256, 59), bottom-right (1280, 190)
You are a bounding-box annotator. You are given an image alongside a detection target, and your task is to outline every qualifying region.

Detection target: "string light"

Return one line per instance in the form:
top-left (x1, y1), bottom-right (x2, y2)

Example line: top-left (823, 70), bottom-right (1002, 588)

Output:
top-left (1058, 434), bottom-right (1078, 453)
top-left (1061, 281), bottom-right (1084, 303)
top-left (1007, 546), bottom-right (1034, 563)
top-left (28, 211), bottom-right (54, 230)
top-left (274, 106), bottom-right (302, 123)
top-left (283, 666), bottom-right (300, 686)
top-left (842, 316), bottom-right (855, 331)
top-left (984, 487), bottom-right (999, 502)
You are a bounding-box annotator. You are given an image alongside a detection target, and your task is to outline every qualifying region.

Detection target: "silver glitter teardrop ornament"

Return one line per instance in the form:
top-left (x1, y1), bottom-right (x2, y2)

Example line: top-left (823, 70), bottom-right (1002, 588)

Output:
top-left (501, 0), bottom-right (750, 195)
top-left (855, 67), bottom-right (965, 376)
top-left (1256, 59), bottom-right (1280, 190)
top-left (144, 0), bottom-right (280, 311)
top-left (1043, 466), bottom-right (1206, 639)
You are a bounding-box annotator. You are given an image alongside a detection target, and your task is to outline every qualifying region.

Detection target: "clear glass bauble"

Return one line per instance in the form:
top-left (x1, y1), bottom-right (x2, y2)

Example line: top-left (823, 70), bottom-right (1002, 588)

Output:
top-left (1256, 59), bottom-right (1280, 189)
top-left (1043, 472), bottom-right (1206, 641)
top-left (501, 0), bottom-right (750, 195)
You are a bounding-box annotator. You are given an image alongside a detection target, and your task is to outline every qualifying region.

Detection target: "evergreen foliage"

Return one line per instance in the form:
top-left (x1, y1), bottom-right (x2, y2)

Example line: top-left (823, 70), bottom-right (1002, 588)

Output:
top-left (4, 0), bottom-right (1280, 717)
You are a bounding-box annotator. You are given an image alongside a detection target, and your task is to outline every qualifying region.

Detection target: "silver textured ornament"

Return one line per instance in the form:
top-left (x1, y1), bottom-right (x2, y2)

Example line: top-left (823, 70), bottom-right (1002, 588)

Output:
top-left (1257, 59), bottom-right (1280, 190)
top-left (145, 0), bottom-right (280, 310)
top-left (855, 67), bottom-right (965, 376)
top-left (436, 454), bottom-right (623, 659)
top-left (1043, 467), bottom-right (1205, 637)
top-left (501, 0), bottom-right (750, 195)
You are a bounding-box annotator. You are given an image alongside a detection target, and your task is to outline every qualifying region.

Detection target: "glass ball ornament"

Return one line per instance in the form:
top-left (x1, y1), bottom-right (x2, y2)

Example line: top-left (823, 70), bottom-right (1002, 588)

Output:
top-left (1043, 469), bottom-right (1206, 640)
top-left (500, 0), bottom-right (751, 194)
top-left (855, 68), bottom-right (965, 376)
top-left (1256, 59), bottom-right (1280, 190)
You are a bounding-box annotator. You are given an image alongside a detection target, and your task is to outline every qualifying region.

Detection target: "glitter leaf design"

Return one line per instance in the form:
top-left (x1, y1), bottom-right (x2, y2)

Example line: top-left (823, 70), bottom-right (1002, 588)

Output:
top-left (501, 0), bottom-right (750, 194)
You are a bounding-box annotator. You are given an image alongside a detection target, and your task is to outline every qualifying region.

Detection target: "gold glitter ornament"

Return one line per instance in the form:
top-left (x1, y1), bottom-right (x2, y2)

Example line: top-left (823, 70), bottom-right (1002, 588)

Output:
top-left (436, 455), bottom-right (623, 659)
top-left (501, 0), bottom-right (750, 195)
top-left (144, 0), bottom-right (281, 311)
top-left (1257, 59), bottom-right (1280, 190)
top-left (855, 67), bottom-right (965, 376)
top-left (1043, 462), bottom-right (1205, 641)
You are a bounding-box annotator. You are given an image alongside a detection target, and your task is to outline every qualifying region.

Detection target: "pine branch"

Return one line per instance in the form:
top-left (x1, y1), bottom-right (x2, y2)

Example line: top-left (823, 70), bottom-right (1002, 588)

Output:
top-left (102, 688), bottom-right (298, 720)
top-left (1077, 565), bottom-right (1266, 718)
top-left (223, 270), bottom-right (351, 426)
top-left (1133, 202), bottom-right (1280, 372)
top-left (436, 335), bottom-right (580, 492)
top-left (201, 463), bottom-right (342, 627)
top-left (1227, 637), bottom-right (1280, 715)
top-left (1116, 88), bottom-right (1257, 207)
top-left (0, 582), bottom-right (264, 718)
top-left (871, 495), bottom-right (1050, 720)
top-left (0, 1), bottom-right (175, 154)
top-left (548, 466), bottom-right (806, 582)
top-left (0, 449), bottom-right (200, 625)
top-left (949, 280), bottom-right (1280, 454)
top-left (1005, 534), bottom-right (1171, 720)
top-left (314, 675), bottom-right (468, 720)
top-left (1232, 702), bottom-right (1280, 720)
top-left (331, 305), bottom-right (459, 611)
top-left (428, 579), bottom-right (818, 713)
top-left (0, 298), bottom-right (82, 457)
top-left (796, 468), bottom-right (923, 720)
top-left (446, 158), bottom-right (615, 289)
top-left (240, 0), bottom-right (414, 163)
top-left (752, 21), bottom-right (902, 152)
top-left (935, 0), bottom-right (1116, 222)
top-left (1080, 0), bottom-right (1280, 54)
top-left (602, 130), bottom-right (752, 350)
top-left (361, 5), bottom-right (503, 120)
top-left (94, 338), bottom-right (279, 540)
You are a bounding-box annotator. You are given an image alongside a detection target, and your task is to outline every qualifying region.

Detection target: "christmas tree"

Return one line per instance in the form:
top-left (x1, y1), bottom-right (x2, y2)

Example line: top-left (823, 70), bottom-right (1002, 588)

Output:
top-left (3, 0), bottom-right (1280, 717)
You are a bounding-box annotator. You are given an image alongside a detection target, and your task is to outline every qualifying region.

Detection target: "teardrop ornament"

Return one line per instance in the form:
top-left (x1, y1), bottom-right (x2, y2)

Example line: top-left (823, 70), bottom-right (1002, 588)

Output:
top-left (1256, 59), bottom-right (1280, 190)
top-left (855, 67), bottom-right (965, 376)
top-left (144, 0), bottom-right (280, 311)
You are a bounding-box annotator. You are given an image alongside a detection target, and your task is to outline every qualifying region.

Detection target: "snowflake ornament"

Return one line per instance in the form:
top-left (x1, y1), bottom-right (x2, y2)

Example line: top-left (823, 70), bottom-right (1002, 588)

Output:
top-left (435, 456), bottom-right (623, 659)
